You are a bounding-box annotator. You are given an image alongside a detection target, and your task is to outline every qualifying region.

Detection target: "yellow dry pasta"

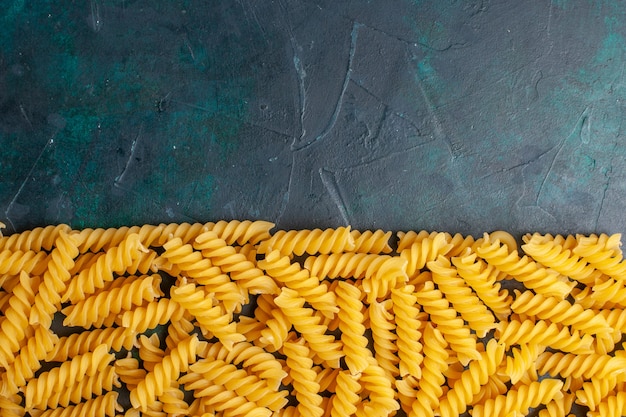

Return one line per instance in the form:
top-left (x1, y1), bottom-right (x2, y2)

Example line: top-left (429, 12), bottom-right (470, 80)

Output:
top-left (2, 223), bottom-right (626, 416)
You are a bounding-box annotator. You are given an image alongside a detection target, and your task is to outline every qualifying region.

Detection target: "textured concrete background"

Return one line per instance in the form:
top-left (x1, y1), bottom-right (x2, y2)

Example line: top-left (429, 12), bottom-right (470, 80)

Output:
top-left (1, 0), bottom-right (625, 239)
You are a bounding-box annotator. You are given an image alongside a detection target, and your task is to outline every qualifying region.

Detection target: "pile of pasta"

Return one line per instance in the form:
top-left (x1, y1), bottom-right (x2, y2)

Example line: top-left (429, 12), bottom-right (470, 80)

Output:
top-left (1, 221), bottom-right (626, 417)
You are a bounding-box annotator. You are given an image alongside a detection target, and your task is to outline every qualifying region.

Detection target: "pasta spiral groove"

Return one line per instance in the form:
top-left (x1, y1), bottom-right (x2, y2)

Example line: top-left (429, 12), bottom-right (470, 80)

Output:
top-left (390, 285), bottom-right (423, 378)
top-left (283, 338), bottom-right (324, 417)
top-left (63, 233), bottom-right (145, 303)
top-left (335, 281), bottom-right (370, 375)
top-left (30, 231), bottom-right (81, 327)
top-left (129, 335), bottom-right (198, 411)
top-left (274, 288), bottom-right (343, 368)
top-left (415, 281), bottom-right (480, 365)
top-left (435, 339), bottom-right (505, 417)
top-left (511, 290), bottom-right (611, 336)
top-left (476, 234), bottom-right (573, 298)
top-left (258, 227), bottom-right (355, 256)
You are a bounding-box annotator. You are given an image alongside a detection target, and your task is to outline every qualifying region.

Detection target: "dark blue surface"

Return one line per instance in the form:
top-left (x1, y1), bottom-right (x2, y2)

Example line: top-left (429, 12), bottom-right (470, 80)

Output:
top-left (1, 0), bottom-right (625, 239)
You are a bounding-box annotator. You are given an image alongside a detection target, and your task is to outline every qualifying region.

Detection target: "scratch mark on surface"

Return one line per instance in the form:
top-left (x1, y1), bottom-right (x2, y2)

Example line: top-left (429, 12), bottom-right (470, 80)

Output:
top-left (580, 106), bottom-right (592, 144)
top-left (183, 35), bottom-right (196, 62)
top-left (310, 21), bottom-right (360, 147)
top-left (546, 0), bottom-right (553, 39)
top-left (114, 126), bottom-right (142, 185)
top-left (275, 153), bottom-right (296, 225)
top-left (4, 137), bottom-right (55, 231)
top-left (478, 159), bottom-right (535, 181)
top-left (536, 106), bottom-right (590, 204)
top-left (242, 121), bottom-right (294, 138)
top-left (415, 77), bottom-right (460, 160)
top-left (277, 0), bottom-right (307, 149)
top-left (319, 168), bottom-right (350, 225)
top-left (307, 2), bottom-right (466, 51)
top-left (19, 104), bottom-right (33, 130)
top-left (237, 0), bottom-right (268, 45)
top-left (596, 166), bottom-right (612, 230)
top-left (89, 0), bottom-right (103, 32)
top-left (338, 141), bottom-right (438, 171)
top-left (291, 52), bottom-right (307, 147)
top-left (596, 141), bottom-right (616, 229)
top-left (291, 21), bottom-right (360, 151)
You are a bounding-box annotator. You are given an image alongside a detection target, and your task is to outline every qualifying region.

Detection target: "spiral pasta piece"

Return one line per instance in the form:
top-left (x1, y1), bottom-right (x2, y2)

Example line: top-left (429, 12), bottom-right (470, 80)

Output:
top-left (504, 343), bottom-right (545, 385)
top-left (283, 338), bottom-right (324, 417)
top-left (63, 233), bottom-right (145, 303)
top-left (574, 233), bottom-right (626, 280)
top-left (576, 375), bottom-right (621, 411)
top-left (446, 232), bottom-right (477, 257)
top-left (390, 285), bottom-right (423, 377)
top-left (75, 224), bottom-right (164, 253)
top-left (165, 316), bottom-right (196, 350)
top-left (497, 319), bottom-right (594, 353)
top-left (115, 355), bottom-right (146, 391)
top-left (170, 281), bottom-right (245, 349)
top-left (330, 370), bottom-right (361, 417)
top-left (258, 227), bottom-right (355, 256)
top-left (29, 391), bottom-right (122, 417)
top-left (536, 351), bottom-right (626, 379)
top-left (587, 391), bottom-right (626, 417)
top-left (121, 298), bottom-right (184, 333)
top-left (522, 233), bottom-right (600, 284)
top-left (62, 274), bottom-right (162, 327)
top-left (415, 281), bottom-right (480, 365)
top-left (183, 361), bottom-right (284, 413)
top-left (46, 328), bottom-right (135, 363)
top-left (0, 224), bottom-right (71, 252)
top-left (259, 304), bottom-right (291, 352)
top-left (449, 250), bottom-right (511, 319)
top-left (24, 344), bottom-right (114, 410)
top-left (0, 271), bottom-right (37, 367)
top-left (138, 334), bottom-right (165, 373)
top-left (589, 277), bottom-right (626, 308)
top-left (349, 229), bottom-right (392, 254)
top-left (258, 250), bottom-right (337, 318)
top-left (396, 230), bottom-right (431, 252)
top-left (428, 255), bottom-right (497, 337)
top-left (205, 219), bottom-right (275, 246)
top-left (435, 339), bottom-right (505, 417)
top-left (367, 300), bottom-right (398, 381)
top-left (537, 393), bottom-right (575, 417)
top-left (0, 250), bottom-right (48, 276)
top-left (0, 325), bottom-right (57, 396)
top-left (476, 233), bottom-right (573, 298)
top-left (130, 335), bottom-right (198, 411)
top-left (362, 256), bottom-right (408, 303)
top-left (304, 252), bottom-right (387, 281)
top-left (355, 357), bottom-right (399, 417)
top-left (274, 288), bottom-right (343, 368)
top-left (470, 379), bottom-right (564, 417)
top-left (400, 232), bottom-right (453, 277)
top-left (195, 232), bottom-right (279, 296)
top-left (161, 237), bottom-right (247, 313)
top-left (0, 394), bottom-right (24, 417)
top-left (512, 290), bottom-right (611, 337)
top-left (335, 281), bottom-right (370, 375)
top-left (43, 365), bottom-right (121, 409)
top-left (407, 323), bottom-right (449, 417)
top-left (30, 230), bottom-right (81, 327)
top-left (198, 341), bottom-right (287, 391)
top-left (159, 385), bottom-right (190, 417)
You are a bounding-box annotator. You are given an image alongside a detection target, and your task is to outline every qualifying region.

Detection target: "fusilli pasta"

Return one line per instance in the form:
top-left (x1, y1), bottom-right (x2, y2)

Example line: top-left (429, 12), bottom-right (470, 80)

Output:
top-left (3, 222), bottom-right (626, 416)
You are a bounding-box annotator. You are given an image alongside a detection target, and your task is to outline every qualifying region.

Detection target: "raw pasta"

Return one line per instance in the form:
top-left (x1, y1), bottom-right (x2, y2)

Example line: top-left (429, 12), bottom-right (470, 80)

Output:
top-left (2, 222), bottom-right (626, 416)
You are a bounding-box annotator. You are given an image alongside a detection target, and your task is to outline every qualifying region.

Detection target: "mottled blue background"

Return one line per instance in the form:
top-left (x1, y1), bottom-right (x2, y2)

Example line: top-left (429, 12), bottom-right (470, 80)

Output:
top-left (1, 0), bottom-right (625, 238)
